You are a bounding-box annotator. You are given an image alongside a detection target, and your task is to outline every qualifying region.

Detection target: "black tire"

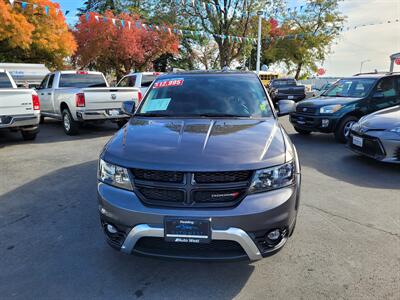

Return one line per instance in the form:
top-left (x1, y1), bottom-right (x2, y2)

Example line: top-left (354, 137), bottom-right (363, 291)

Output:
top-left (334, 115), bottom-right (358, 143)
top-left (294, 126), bottom-right (312, 135)
top-left (40, 116), bottom-right (45, 124)
top-left (116, 120), bottom-right (127, 129)
top-left (62, 109), bottom-right (79, 135)
top-left (21, 131), bottom-right (37, 141)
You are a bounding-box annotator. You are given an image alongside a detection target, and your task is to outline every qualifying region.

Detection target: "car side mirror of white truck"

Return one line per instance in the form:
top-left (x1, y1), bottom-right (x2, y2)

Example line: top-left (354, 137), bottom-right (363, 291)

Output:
top-left (122, 101), bottom-right (136, 116)
top-left (277, 100), bottom-right (296, 117)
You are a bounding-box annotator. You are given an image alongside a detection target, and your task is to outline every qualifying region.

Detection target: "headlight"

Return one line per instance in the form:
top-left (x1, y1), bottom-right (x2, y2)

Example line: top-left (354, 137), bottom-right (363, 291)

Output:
top-left (98, 159), bottom-right (133, 190)
top-left (320, 104), bottom-right (343, 114)
top-left (389, 127), bottom-right (400, 134)
top-left (249, 162), bottom-right (295, 194)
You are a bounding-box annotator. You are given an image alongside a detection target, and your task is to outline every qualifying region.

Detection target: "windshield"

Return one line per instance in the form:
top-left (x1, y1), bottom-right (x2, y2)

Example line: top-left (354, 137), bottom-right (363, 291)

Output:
top-left (323, 78), bottom-right (376, 97)
top-left (59, 74), bottom-right (107, 88)
top-left (137, 73), bottom-right (273, 118)
top-left (271, 79), bottom-right (296, 87)
top-left (0, 73), bottom-right (13, 88)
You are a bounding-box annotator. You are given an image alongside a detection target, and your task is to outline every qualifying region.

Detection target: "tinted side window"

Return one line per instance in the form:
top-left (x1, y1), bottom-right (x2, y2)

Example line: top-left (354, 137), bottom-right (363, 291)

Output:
top-left (118, 76), bottom-right (136, 87)
top-left (59, 74), bottom-right (107, 88)
top-left (141, 75), bottom-right (157, 87)
top-left (0, 73), bottom-right (13, 88)
top-left (38, 75), bottom-right (49, 90)
top-left (376, 77), bottom-right (397, 97)
top-left (47, 74), bottom-right (55, 88)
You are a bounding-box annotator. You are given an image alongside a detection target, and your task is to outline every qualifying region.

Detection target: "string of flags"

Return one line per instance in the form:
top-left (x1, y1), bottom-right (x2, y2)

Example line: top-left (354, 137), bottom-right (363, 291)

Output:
top-left (84, 12), bottom-right (258, 44)
top-left (7, 0), bottom-right (61, 16)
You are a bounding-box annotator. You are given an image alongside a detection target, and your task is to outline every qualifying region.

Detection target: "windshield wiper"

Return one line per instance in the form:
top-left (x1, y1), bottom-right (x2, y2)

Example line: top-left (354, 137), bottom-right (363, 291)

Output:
top-left (192, 113), bottom-right (251, 118)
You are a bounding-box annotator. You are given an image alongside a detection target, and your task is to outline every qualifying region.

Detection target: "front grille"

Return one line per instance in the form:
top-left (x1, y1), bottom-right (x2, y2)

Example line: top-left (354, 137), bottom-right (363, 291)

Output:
top-left (394, 147), bottom-right (400, 161)
top-left (296, 106), bottom-right (317, 115)
top-left (132, 169), bottom-right (252, 208)
top-left (350, 134), bottom-right (385, 158)
top-left (132, 169), bottom-right (184, 183)
top-left (134, 237), bottom-right (247, 260)
top-left (136, 187), bottom-right (184, 203)
top-left (194, 171), bottom-right (252, 184)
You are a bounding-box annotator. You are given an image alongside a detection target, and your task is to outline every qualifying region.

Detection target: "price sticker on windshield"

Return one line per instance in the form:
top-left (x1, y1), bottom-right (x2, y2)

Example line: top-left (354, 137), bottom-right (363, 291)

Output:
top-left (153, 78), bottom-right (184, 89)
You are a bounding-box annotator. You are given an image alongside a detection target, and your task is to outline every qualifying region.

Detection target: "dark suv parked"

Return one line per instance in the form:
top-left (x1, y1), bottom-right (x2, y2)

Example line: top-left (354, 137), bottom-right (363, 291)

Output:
top-left (290, 73), bottom-right (400, 142)
top-left (97, 71), bottom-right (300, 261)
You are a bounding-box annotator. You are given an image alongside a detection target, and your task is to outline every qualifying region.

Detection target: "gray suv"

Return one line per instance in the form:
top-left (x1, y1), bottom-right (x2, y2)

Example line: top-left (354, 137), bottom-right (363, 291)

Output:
top-left (97, 71), bottom-right (301, 261)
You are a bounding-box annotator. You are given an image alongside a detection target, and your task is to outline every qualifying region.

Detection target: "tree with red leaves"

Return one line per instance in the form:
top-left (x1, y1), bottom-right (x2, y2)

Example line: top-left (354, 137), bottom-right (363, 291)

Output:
top-left (73, 11), bottom-right (179, 80)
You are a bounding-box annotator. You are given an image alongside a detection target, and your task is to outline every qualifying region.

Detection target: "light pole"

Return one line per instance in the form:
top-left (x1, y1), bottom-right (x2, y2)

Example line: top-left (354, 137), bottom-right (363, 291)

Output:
top-left (256, 11), bottom-right (263, 75)
top-left (360, 59), bottom-right (370, 73)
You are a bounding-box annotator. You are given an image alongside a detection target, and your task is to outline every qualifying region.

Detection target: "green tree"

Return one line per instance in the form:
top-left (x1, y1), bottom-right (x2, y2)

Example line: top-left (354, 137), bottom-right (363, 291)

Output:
top-left (263, 0), bottom-right (344, 79)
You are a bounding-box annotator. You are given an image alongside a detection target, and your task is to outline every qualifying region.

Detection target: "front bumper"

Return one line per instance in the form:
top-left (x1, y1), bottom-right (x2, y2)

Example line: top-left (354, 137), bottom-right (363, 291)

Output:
top-left (348, 130), bottom-right (400, 163)
top-left (76, 109), bottom-right (129, 121)
top-left (97, 176), bottom-right (300, 261)
top-left (290, 113), bottom-right (338, 133)
top-left (0, 114), bottom-right (40, 130)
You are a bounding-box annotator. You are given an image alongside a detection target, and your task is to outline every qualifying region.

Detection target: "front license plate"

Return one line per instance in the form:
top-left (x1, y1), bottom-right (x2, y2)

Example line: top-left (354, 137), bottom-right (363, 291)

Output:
top-left (164, 217), bottom-right (211, 244)
top-left (288, 95), bottom-right (294, 99)
top-left (352, 135), bottom-right (363, 147)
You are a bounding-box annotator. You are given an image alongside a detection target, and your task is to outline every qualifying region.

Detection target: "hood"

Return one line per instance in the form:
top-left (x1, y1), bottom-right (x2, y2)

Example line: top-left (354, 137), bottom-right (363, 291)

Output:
top-left (103, 117), bottom-right (287, 171)
top-left (359, 105), bottom-right (400, 129)
top-left (297, 96), bottom-right (361, 107)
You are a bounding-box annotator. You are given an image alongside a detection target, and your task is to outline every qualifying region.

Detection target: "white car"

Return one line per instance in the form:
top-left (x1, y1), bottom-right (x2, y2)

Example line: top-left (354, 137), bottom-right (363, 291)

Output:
top-left (37, 71), bottom-right (140, 135)
top-left (117, 72), bottom-right (162, 95)
top-left (0, 70), bottom-right (40, 140)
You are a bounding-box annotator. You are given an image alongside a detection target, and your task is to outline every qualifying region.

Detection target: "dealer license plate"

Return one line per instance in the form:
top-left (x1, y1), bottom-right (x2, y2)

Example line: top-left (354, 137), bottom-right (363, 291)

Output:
top-left (352, 135), bottom-right (363, 147)
top-left (164, 217), bottom-right (211, 244)
top-left (288, 95), bottom-right (294, 99)
top-left (108, 109), bottom-right (120, 116)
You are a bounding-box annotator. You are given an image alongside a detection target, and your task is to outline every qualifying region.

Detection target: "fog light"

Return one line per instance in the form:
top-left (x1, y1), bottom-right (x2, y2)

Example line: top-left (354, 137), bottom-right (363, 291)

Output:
top-left (321, 119), bottom-right (329, 128)
top-left (106, 224), bottom-right (118, 234)
top-left (267, 229), bottom-right (281, 241)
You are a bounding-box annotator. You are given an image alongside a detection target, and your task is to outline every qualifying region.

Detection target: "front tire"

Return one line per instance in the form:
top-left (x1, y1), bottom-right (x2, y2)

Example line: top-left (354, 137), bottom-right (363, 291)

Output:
top-left (21, 131), bottom-right (37, 141)
top-left (334, 116), bottom-right (358, 143)
top-left (294, 126), bottom-right (312, 135)
top-left (62, 109), bottom-right (79, 135)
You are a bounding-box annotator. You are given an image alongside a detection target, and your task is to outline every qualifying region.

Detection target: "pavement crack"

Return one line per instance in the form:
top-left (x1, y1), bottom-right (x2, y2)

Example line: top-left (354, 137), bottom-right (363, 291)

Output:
top-left (303, 204), bottom-right (400, 239)
top-left (0, 214), bottom-right (30, 229)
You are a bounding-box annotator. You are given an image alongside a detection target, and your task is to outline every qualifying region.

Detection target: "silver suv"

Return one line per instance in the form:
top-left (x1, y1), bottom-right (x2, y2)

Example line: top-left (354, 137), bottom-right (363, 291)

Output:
top-left (97, 71), bottom-right (301, 261)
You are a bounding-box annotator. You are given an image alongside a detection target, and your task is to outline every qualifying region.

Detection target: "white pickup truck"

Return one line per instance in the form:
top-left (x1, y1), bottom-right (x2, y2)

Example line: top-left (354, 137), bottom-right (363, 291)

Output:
top-left (38, 70), bottom-right (140, 135)
top-left (0, 69), bottom-right (40, 140)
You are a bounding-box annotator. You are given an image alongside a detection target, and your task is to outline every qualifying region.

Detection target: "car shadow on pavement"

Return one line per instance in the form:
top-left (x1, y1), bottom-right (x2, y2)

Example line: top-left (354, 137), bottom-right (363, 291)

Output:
top-left (0, 161), bottom-right (254, 299)
top-left (288, 132), bottom-right (400, 189)
top-left (0, 119), bottom-right (119, 147)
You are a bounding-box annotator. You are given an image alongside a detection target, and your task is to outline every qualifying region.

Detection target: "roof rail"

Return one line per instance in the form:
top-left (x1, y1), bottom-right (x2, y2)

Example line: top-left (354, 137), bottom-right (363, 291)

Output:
top-left (353, 71), bottom-right (400, 76)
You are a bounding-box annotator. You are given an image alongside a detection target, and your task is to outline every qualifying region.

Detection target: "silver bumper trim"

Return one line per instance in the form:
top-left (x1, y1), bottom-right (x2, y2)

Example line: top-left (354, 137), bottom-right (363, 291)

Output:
top-left (120, 224), bottom-right (263, 261)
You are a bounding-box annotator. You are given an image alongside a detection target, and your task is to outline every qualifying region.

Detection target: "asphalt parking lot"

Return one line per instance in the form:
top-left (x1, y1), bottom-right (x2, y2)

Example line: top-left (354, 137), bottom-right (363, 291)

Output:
top-left (1, 117), bottom-right (399, 300)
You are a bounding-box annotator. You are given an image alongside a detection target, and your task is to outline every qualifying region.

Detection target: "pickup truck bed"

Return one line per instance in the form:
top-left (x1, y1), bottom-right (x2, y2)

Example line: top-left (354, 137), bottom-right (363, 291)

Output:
top-left (38, 71), bottom-right (140, 135)
top-left (0, 70), bottom-right (40, 140)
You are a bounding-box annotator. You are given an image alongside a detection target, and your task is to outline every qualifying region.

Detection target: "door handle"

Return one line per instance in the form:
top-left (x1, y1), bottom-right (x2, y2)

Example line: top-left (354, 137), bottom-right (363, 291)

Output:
top-left (47, 93), bottom-right (52, 95)
top-left (41, 93), bottom-right (44, 95)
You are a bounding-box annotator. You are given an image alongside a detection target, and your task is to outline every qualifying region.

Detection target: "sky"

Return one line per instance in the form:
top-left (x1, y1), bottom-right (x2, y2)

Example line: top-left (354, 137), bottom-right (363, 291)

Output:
top-left (57, 0), bottom-right (400, 76)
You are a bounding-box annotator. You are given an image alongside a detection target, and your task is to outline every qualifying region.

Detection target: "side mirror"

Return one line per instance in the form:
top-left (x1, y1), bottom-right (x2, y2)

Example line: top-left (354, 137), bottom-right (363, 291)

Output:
top-left (372, 91), bottom-right (384, 99)
top-left (121, 101), bottom-right (136, 116)
top-left (277, 100), bottom-right (296, 117)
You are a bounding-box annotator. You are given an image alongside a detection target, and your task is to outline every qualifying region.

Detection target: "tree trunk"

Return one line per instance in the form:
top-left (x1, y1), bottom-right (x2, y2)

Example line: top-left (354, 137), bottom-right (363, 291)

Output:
top-left (295, 62), bottom-right (303, 80)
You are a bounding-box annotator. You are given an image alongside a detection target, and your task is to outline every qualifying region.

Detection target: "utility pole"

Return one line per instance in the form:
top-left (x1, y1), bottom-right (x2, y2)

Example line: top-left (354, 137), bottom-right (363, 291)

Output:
top-left (359, 59), bottom-right (370, 73)
top-left (256, 11), bottom-right (263, 74)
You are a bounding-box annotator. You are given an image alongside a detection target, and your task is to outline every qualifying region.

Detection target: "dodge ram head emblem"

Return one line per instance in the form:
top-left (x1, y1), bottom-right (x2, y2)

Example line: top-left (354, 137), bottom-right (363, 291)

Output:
top-left (111, 94), bottom-right (117, 100)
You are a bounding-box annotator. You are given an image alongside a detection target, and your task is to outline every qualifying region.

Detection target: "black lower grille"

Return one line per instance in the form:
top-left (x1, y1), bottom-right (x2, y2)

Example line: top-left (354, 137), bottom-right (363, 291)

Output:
top-left (350, 134), bottom-right (385, 158)
top-left (194, 171), bottom-right (252, 183)
top-left (101, 221), bottom-right (126, 249)
top-left (137, 187), bottom-right (184, 203)
top-left (134, 237), bottom-right (247, 260)
top-left (394, 147), bottom-right (400, 161)
top-left (132, 169), bottom-right (184, 183)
